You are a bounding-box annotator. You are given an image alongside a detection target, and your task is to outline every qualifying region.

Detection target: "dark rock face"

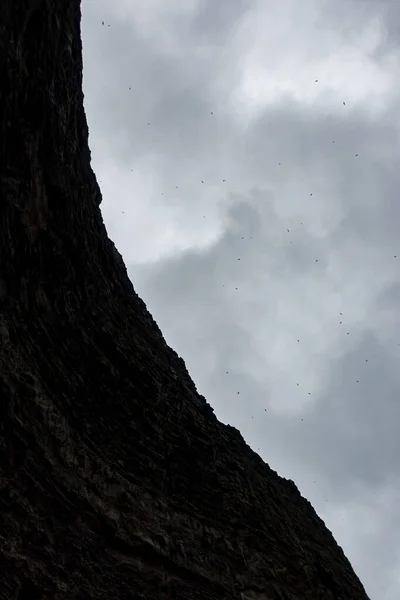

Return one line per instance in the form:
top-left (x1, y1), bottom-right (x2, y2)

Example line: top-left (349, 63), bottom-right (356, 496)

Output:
top-left (0, 2), bottom-right (370, 599)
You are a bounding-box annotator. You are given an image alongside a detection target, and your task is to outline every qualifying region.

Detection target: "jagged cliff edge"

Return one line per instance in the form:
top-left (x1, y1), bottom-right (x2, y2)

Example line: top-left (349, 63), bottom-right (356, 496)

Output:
top-left (0, 2), bottom-right (370, 599)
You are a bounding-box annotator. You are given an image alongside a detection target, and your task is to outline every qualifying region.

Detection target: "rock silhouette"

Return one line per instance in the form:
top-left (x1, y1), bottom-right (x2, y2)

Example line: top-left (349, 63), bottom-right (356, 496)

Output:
top-left (0, 2), bottom-right (370, 599)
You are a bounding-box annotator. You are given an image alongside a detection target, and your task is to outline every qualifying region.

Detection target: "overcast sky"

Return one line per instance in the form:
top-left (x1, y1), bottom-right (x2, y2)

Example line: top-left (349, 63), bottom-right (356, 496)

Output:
top-left (81, 1), bottom-right (400, 598)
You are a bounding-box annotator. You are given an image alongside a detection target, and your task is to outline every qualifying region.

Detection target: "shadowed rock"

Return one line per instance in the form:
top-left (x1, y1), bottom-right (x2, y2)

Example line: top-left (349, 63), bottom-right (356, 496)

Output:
top-left (0, 2), bottom-right (370, 599)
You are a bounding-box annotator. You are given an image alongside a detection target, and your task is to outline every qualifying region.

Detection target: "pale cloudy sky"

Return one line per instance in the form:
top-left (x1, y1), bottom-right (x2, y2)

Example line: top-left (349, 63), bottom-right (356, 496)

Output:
top-left (81, 1), bottom-right (400, 598)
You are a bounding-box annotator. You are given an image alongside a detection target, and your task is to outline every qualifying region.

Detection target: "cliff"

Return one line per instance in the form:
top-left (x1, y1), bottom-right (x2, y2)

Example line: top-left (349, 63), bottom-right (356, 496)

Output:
top-left (0, 2), bottom-right (370, 599)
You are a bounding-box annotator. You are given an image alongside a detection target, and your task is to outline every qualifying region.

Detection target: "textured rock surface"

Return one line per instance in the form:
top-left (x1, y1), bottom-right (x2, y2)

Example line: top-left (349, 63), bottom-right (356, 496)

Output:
top-left (0, 2), bottom-right (370, 599)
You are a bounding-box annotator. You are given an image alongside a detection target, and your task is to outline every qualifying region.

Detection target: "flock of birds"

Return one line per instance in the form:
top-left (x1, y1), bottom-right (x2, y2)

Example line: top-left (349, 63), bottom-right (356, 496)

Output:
top-left (97, 15), bottom-right (398, 432)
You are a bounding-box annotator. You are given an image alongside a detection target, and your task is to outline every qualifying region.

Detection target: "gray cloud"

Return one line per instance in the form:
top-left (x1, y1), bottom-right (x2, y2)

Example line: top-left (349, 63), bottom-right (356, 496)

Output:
top-left (81, 0), bottom-right (400, 597)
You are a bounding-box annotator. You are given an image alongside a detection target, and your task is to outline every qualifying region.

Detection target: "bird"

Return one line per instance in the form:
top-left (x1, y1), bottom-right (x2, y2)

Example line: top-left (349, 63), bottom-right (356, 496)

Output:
top-left (315, 79), bottom-right (318, 82)
top-left (211, 112), bottom-right (214, 115)
top-left (102, 21), bottom-right (104, 25)
top-left (222, 179), bottom-right (226, 182)
top-left (343, 101), bottom-right (346, 105)
top-left (315, 259), bottom-right (319, 263)
top-left (310, 193), bottom-right (313, 196)
top-left (355, 153), bottom-right (358, 157)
